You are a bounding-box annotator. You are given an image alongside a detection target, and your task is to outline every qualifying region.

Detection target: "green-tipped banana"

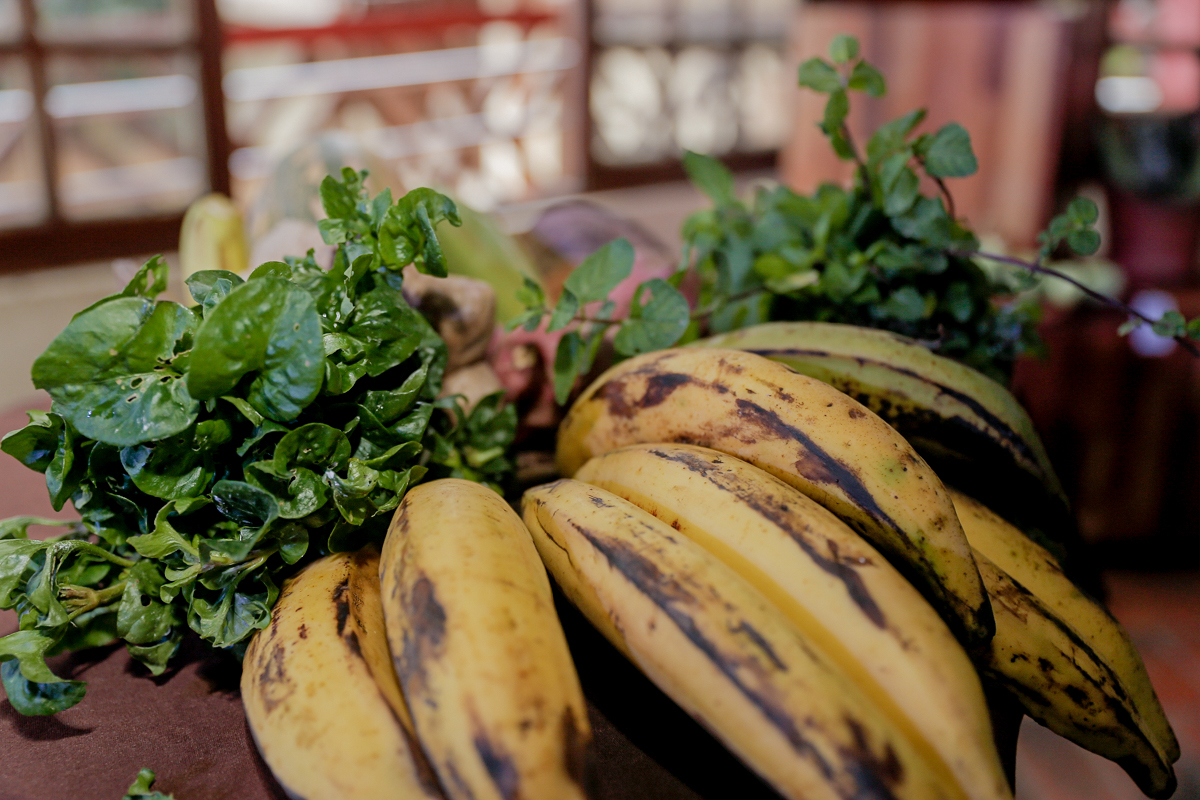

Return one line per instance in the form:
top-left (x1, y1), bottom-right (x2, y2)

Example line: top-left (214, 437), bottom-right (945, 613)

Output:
top-left (974, 549), bottom-right (1175, 798)
top-left (953, 488), bottom-right (1179, 765)
top-left (694, 322), bottom-right (1076, 562)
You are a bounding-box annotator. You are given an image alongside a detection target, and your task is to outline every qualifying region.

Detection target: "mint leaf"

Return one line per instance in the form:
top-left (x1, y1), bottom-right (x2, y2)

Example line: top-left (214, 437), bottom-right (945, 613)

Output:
top-left (563, 238), bottom-right (635, 305)
top-left (829, 35), bottom-right (859, 64)
top-left (848, 61), bottom-right (885, 97)
top-left (684, 151), bottom-right (736, 206)
top-left (613, 280), bottom-right (690, 355)
top-left (923, 123), bottom-right (978, 178)
top-left (798, 58), bottom-right (842, 93)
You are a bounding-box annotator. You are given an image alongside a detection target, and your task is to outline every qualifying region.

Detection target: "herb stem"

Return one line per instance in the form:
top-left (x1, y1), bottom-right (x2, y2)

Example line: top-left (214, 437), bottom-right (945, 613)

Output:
top-left (62, 580), bottom-right (127, 619)
top-left (963, 250), bottom-right (1200, 356)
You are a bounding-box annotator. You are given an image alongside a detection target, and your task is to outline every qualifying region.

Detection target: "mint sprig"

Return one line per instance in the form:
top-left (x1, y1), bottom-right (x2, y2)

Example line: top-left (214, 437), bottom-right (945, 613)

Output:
top-left (0, 169), bottom-right (516, 716)
top-left (515, 34), bottom-right (1199, 400)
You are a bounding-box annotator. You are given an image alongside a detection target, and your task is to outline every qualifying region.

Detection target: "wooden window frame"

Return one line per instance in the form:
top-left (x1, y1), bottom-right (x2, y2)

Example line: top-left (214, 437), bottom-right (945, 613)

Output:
top-left (0, 0), bottom-right (229, 273)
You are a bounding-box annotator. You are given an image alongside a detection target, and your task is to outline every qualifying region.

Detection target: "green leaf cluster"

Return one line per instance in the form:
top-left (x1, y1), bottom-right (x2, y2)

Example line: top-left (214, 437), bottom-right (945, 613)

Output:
top-left (0, 169), bottom-right (516, 715)
top-left (122, 768), bottom-right (174, 800)
top-left (517, 35), bottom-right (1113, 390)
top-left (510, 238), bottom-right (690, 403)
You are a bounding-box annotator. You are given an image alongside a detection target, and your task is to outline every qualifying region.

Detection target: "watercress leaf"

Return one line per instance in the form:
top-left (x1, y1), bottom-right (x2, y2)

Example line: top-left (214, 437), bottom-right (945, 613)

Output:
top-left (358, 364), bottom-right (428, 426)
top-left (120, 427), bottom-right (212, 500)
top-left (848, 60), bottom-right (885, 97)
top-left (188, 277), bottom-right (324, 422)
top-left (276, 523), bottom-right (309, 565)
top-left (345, 285), bottom-right (427, 379)
top-left (2, 412), bottom-right (85, 510)
top-left (128, 504), bottom-right (200, 560)
top-left (798, 57), bottom-right (842, 93)
top-left (248, 261), bottom-right (292, 281)
top-left (613, 280), bottom-right (690, 356)
top-left (563, 238), bottom-right (636, 305)
top-left (189, 582), bottom-right (271, 649)
top-left (922, 123), bottom-right (978, 178)
top-left (360, 440), bottom-right (423, 470)
top-left (118, 561), bottom-right (174, 645)
top-left (319, 173), bottom-right (358, 221)
top-left (272, 423), bottom-right (351, 475)
top-left (118, 255), bottom-right (171, 300)
top-left (245, 462), bottom-right (327, 520)
top-left (829, 34), bottom-right (859, 64)
top-left (683, 151), bottom-right (736, 206)
top-left (33, 298), bottom-right (199, 446)
top-left (211, 480), bottom-right (278, 530)
top-left (0, 628), bottom-right (84, 715)
top-left (186, 270), bottom-right (245, 315)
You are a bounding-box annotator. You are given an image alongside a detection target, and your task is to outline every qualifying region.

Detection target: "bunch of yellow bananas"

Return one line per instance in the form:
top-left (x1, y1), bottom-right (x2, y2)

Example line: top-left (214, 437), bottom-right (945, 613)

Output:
top-left (239, 322), bottom-right (1178, 800)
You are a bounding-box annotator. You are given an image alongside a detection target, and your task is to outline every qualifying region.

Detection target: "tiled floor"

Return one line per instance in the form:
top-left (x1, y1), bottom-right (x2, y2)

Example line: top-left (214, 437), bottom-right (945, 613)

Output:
top-left (1014, 570), bottom-right (1200, 800)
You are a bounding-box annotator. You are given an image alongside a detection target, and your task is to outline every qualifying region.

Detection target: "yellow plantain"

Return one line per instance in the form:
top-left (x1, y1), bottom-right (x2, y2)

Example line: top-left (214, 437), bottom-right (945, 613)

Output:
top-left (952, 488), bottom-right (1179, 764)
top-left (574, 443), bottom-right (1011, 800)
top-left (973, 548), bottom-right (1176, 798)
top-left (556, 347), bottom-right (993, 646)
top-left (381, 478), bottom-right (590, 800)
top-left (523, 479), bottom-right (968, 800)
top-left (241, 546), bottom-right (444, 800)
top-left (694, 322), bottom-right (1072, 544)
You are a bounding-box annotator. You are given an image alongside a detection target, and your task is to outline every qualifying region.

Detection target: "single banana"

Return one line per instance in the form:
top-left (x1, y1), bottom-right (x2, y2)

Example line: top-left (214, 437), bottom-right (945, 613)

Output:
top-left (556, 347), bottom-right (993, 647)
top-left (241, 546), bottom-right (444, 800)
top-left (695, 322), bottom-right (1076, 558)
top-left (179, 193), bottom-right (249, 281)
top-left (952, 488), bottom-right (1179, 764)
top-left (574, 443), bottom-right (1011, 800)
top-left (380, 479), bottom-right (590, 800)
top-left (973, 548), bottom-right (1176, 798)
top-left (522, 479), bottom-right (968, 800)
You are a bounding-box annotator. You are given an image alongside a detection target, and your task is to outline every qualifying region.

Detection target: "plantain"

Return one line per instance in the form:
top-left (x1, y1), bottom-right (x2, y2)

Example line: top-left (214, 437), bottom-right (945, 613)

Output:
top-left (556, 347), bottom-right (993, 647)
top-left (522, 479), bottom-right (968, 800)
top-left (575, 443), bottom-right (1011, 800)
top-left (241, 546), bottom-right (444, 800)
top-left (952, 488), bottom-right (1179, 765)
top-left (695, 322), bottom-right (1078, 563)
top-left (380, 479), bottom-right (591, 800)
top-left (973, 549), bottom-right (1176, 798)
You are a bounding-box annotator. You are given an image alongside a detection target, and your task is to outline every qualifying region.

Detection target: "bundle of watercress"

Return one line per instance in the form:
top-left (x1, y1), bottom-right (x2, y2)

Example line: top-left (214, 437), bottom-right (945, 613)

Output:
top-left (0, 169), bottom-right (516, 715)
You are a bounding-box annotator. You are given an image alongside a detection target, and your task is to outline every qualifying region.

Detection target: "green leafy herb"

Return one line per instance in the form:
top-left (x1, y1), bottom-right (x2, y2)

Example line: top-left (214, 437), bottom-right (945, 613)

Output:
top-left (0, 169), bottom-right (517, 716)
top-left (122, 768), bottom-right (174, 800)
top-left (515, 34), bottom-right (1200, 396)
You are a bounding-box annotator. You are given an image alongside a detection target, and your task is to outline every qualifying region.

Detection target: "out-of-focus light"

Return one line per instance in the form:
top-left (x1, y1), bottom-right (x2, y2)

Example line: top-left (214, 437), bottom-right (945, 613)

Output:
top-left (223, 39), bottom-right (580, 103)
top-left (1128, 289), bottom-right (1179, 358)
top-left (1096, 75), bottom-right (1163, 114)
top-left (45, 75), bottom-right (197, 118)
top-left (0, 89), bottom-right (31, 123)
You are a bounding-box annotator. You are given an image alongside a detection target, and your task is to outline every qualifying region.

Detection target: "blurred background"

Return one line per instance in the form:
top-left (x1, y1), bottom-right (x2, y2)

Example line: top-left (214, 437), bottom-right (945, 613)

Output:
top-left (0, 0), bottom-right (1197, 797)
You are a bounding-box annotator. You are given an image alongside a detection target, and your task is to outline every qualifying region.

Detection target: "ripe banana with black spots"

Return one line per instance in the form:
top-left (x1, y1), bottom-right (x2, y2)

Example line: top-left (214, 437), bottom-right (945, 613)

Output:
top-left (381, 478), bottom-right (591, 800)
top-left (952, 488), bottom-right (1179, 765)
top-left (523, 479), bottom-right (969, 800)
top-left (556, 347), bottom-right (993, 647)
top-left (695, 322), bottom-right (1078, 564)
top-left (972, 549), bottom-right (1176, 798)
top-left (574, 443), bottom-right (1011, 800)
top-left (241, 546), bottom-right (444, 800)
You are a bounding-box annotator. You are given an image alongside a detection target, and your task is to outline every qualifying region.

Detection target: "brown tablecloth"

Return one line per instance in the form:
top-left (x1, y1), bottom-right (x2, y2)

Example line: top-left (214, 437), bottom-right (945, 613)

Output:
top-left (0, 398), bottom-right (778, 800)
